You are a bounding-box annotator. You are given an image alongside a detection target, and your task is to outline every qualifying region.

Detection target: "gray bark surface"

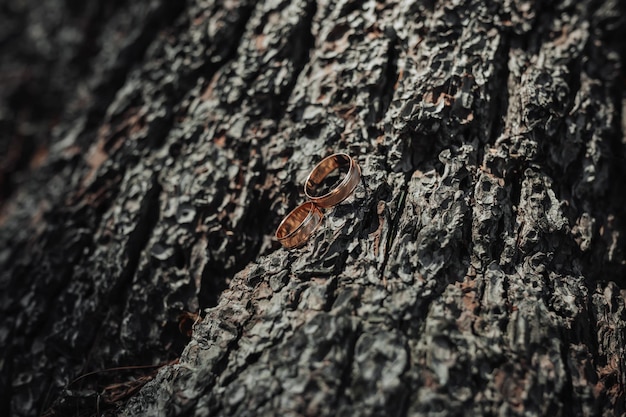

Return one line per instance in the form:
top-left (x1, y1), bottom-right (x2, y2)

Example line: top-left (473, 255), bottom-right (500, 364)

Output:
top-left (1, 0), bottom-right (625, 416)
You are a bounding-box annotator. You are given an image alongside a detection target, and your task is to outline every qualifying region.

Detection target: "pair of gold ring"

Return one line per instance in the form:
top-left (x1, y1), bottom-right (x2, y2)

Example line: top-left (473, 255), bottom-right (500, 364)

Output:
top-left (275, 153), bottom-right (361, 249)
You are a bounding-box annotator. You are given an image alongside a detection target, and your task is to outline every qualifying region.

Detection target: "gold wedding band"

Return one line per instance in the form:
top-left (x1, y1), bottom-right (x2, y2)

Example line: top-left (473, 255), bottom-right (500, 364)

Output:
top-left (304, 153), bottom-right (361, 208)
top-left (275, 153), bottom-right (361, 249)
top-left (275, 202), bottom-right (324, 249)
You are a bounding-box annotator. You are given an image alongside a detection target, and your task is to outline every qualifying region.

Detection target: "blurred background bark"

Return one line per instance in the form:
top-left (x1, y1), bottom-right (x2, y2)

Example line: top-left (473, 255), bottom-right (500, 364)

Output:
top-left (1, 0), bottom-right (625, 416)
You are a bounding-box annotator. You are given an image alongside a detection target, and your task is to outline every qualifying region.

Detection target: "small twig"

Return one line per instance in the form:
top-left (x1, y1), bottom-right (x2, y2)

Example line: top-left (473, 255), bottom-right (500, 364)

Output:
top-left (70, 359), bottom-right (178, 386)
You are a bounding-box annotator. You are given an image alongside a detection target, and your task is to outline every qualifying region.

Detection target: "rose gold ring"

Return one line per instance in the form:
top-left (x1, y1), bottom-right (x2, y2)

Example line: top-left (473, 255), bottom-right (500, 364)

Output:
top-left (304, 153), bottom-right (361, 208)
top-left (275, 202), bottom-right (324, 249)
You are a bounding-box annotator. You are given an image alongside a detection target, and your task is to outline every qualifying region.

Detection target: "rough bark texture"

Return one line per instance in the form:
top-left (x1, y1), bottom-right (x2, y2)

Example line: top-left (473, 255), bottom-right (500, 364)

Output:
top-left (1, 0), bottom-right (626, 416)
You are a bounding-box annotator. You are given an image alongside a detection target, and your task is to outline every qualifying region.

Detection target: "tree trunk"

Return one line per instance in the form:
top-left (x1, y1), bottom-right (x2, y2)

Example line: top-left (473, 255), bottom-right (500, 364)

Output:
top-left (1, 0), bottom-right (626, 416)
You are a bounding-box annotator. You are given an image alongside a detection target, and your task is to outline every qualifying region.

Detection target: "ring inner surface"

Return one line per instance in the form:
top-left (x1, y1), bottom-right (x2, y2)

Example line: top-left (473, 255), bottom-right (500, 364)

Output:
top-left (276, 203), bottom-right (312, 239)
top-left (307, 155), bottom-right (350, 197)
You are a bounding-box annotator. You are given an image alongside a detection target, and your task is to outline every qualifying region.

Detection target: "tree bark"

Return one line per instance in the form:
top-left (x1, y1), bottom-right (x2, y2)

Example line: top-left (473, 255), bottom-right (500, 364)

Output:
top-left (1, 0), bottom-right (626, 416)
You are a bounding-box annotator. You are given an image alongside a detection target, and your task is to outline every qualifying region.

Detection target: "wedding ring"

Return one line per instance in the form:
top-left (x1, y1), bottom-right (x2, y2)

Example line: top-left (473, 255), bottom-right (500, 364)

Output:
top-left (275, 202), bottom-right (324, 249)
top-left (304, 153), bottom-right (361, 208)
